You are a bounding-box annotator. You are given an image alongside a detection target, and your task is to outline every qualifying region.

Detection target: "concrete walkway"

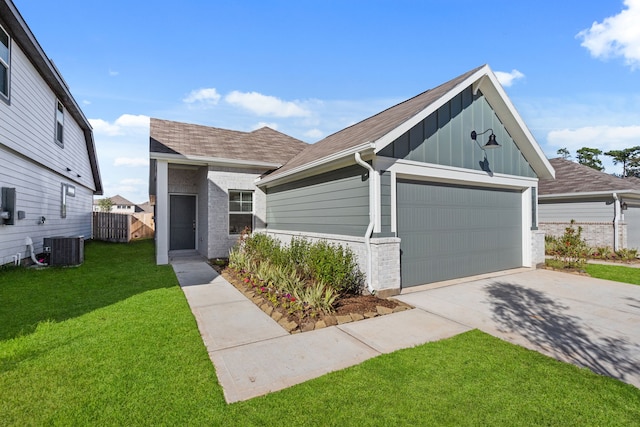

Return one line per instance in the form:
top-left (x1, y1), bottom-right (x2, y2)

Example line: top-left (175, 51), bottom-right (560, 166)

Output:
top-left (170, 256), bottom-right (470, 403)
top-left (172, 257), bottom-right (640, 402)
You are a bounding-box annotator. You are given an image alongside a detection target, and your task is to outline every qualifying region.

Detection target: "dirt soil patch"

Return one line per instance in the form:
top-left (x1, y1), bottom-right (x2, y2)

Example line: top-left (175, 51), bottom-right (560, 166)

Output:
top-left (211, 263), bottom-right (412, 334)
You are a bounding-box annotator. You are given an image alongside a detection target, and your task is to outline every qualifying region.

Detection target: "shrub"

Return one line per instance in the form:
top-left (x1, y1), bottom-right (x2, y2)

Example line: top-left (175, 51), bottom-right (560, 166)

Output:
top-left (303, 240), bottom-right (364, 295)
top-left (615, 248), bottom-right (639, 262)
top-left (590, 246), bottom-right (614, 260)
top-left (550, 220), bottom-right (589, 269)
top-left (228, 233), bottom-right (365, 315)
top-left (293, 282), bottom-right (338, 315)
top-left (242, 233), bottom-right (284, 267)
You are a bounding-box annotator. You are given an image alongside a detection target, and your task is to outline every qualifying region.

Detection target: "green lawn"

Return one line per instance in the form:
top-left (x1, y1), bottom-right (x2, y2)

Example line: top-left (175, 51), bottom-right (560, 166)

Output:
top-left (585, 263), bottom-right (640, 285)
top-left (1, 240), bottom-right (639, 426)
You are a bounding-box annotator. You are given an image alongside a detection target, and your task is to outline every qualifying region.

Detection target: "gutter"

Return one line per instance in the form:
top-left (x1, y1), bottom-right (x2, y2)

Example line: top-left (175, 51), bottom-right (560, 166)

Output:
top-left (613, 193), bottom-right (621, 251)
top-left (150, 152), bottom-right (281, 169)
top-left (257, 142), bottom-right (376, 187)
top-left (539, 190), bottom-right (640, 201)
top-left (354, 152), bottom-right (375, 294)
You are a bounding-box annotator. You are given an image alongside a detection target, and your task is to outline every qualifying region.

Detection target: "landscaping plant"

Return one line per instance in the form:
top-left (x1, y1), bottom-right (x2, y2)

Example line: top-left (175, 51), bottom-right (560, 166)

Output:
top-left (546, 220), bottom-right (590, 269)
top-left (227, 232), bottom-right (364, 315)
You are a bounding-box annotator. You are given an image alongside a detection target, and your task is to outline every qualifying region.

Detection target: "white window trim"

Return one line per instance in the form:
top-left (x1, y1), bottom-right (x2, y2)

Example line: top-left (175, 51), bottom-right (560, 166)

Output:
top-left (0, 24), bottom-right (10, 102)
top-left (55, 100), bottom-right (64, 147)
top-left (228, 190), bottom-right (254, 235)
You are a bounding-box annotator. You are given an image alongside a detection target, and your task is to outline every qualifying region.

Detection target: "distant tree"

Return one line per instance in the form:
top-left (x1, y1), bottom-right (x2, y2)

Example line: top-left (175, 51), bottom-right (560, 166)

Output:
top-left (98, 197), bottom-right (113, 212)
top-left (604, 146), bottom-right (640, 177)
top-left (556, 147), bottom-right (571, 159)
top-left (576, 147), bottom-right (604, 171)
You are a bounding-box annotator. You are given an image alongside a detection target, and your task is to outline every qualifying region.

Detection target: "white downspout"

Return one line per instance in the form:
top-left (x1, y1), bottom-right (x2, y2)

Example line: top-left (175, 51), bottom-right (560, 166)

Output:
top-left (613, 193), bottom-right (621, 251)
top-left (25, 237), bottom-right (46, 266)
top-left (354, 152), bottom-right (375, 294)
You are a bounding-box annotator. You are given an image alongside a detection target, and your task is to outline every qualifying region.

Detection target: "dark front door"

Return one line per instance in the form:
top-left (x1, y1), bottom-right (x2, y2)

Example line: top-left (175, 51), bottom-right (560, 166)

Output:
top-left (170, 195), bottom-right (196, 250)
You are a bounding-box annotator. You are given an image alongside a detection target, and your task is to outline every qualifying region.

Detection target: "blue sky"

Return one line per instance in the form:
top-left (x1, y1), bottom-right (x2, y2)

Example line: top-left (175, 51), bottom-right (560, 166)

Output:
top-left (13, 0), bottom-right (640, 203)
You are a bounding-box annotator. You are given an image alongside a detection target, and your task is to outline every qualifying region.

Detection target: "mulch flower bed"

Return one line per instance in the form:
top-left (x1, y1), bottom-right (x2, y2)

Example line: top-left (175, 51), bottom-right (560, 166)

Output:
top-left (211, 262), bottom-right (412, 334)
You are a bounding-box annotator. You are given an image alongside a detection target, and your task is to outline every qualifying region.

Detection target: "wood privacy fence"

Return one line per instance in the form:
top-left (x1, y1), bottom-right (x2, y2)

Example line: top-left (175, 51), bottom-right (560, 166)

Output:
top-left (93, 212), bottom-right (154, 242)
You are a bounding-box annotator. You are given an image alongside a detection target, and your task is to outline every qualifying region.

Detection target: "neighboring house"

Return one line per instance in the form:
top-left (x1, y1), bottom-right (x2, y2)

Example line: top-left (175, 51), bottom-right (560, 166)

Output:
top-left (93, 195), bottom-right (136, 214)
top-left (0, 0), bottom-right (102, 266)
top-left (150, 64), bottom-right (554, 294)
top-left (539, 158), bottom-right (640, 251)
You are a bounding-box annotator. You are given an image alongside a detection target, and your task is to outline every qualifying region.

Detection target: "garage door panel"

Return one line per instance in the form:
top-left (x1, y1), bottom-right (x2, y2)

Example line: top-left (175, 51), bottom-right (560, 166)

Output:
top-left (398, 180), bottom-right (522, 287)
top-left (626, 206), bottom-right (640, 249)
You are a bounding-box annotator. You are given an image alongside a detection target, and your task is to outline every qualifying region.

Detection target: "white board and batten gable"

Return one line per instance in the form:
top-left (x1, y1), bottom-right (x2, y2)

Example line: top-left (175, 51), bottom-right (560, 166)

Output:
top-left (0, 0), bottom-right (102, 266)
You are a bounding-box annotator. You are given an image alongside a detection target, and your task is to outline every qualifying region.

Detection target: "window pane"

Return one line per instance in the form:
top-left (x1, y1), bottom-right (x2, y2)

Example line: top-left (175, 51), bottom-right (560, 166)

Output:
top-left (229, 213), bottom-right (252, 234)
top-left (229, 201), bottom-right (241, 212)
top-left (229, 191), bottom-right (241, 202)
top-left (241, 192), bottom-right (252, 202)
top-left (241, 202), bottom-right (253, 212)
top-left (0, 65), bottom-right (6, 96)
top-left (56, 122), bottom-right (64, 143)
top-left (0, 28), bottom-right (8, 63)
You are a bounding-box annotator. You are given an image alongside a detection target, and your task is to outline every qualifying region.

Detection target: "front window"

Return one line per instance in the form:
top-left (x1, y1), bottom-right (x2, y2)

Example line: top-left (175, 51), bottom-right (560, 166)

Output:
top-left (55, 101), bottom-right (64, 145)
top-left (229, 190), bottom-right (253, 234)
top-left (0, 25), bottom-right (9, 99)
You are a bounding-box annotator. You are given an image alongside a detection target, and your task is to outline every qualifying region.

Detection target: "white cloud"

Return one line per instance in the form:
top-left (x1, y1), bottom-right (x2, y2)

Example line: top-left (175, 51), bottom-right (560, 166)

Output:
top-left (252, 121), bottom-right (279, 130)
top-left (114, 157), bottom-right (149, 167)
top-left (304, 128), bottom-right (324, 139)
top-left (225, 91), bottom-right (311, 117)
top-left (109, 69), bottom-right (119, 77)
top-left (495, 69), bottom-right (525, 87)
top-left (82, 100), bottom-right (91, 105)
top-left (547, 125), bottom-right (640, 152)
top-left (120, 178), bottom-right (146, 185)
top-left (577, 0), bottom-right (640, 69)
top-left (90, 114), bottom-right (150, 136)
top-left (183, 88), bottom-right (221, 105)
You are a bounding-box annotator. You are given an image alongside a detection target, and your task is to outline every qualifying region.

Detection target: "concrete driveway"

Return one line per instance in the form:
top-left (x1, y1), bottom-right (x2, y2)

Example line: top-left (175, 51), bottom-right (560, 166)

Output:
top-left (395, 268), bottom-right (640, 389)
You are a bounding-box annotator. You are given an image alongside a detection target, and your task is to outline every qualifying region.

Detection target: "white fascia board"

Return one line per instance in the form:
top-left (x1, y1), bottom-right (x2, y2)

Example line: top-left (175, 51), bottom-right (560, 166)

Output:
top-left (475, 70), bottom-right (555, 180)
top-left (150, 152), bottom-right (280, 169)
top-left (388, 157), bottom-right (539, 190)
top-left (256, 142), bottom-right (376, 187)
top-left (373, 66), bottom-right (491, 154)
top-left (539, 190), bottom-right (640, 201)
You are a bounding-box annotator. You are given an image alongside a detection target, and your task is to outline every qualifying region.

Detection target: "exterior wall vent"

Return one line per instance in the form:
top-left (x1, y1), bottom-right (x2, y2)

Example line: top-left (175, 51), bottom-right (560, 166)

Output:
top-left (43, 236), bottom-right (84, 266)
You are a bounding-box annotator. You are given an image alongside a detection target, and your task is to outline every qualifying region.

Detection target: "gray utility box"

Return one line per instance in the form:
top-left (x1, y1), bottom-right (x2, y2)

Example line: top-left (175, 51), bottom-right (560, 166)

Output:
top-left (43, 236), bottom-right (84, 266)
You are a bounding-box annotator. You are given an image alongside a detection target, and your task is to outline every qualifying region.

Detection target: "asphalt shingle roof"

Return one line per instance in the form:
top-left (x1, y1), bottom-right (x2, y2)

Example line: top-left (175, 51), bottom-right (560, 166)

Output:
top-left (150, 118), bottom-right (308, 166)
top-left (539, 158), bottom-right (640, 195)
top-left (265, 65), bottom-right (485, 179)
top-left (93, 195), bottom-right (135, 206)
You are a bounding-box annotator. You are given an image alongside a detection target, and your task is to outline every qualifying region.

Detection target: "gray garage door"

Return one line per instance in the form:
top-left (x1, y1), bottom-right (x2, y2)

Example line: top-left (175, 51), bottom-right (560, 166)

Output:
top-left (397, 180), bottom-right (523, 287)
top-left (625, 205), bottom-right (640, 250)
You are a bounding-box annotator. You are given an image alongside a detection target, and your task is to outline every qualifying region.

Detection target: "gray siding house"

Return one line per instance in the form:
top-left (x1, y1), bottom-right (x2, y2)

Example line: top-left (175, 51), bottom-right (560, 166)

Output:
top-left (150, 65), bottom-right (554, 294)
top-left (0, 0), bottom-right (102, 266)
top-left (539, 158), bottom-right (640, 251)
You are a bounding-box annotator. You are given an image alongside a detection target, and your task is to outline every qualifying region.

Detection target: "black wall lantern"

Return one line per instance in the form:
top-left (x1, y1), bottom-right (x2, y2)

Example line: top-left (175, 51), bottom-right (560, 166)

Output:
top-left (471, 129), bottom-right (501, 150)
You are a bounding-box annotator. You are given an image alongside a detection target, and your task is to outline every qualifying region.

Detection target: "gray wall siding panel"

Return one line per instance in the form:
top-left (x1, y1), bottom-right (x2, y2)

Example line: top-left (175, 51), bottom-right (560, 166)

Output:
top-left (383, 86), bottom-right (536, 178)
top-left (266, 165), bottom-right (369, 236)
top-left (0, 147), bottom-right (92, 265)
top-left (380, 171), bottom-right (391, 233)
top-left (398, 180), bottom-right (522, 286)
top-left (539, 201), bottom-right (613, 222)
top-left (0, 42), bottom-right (95, 191)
